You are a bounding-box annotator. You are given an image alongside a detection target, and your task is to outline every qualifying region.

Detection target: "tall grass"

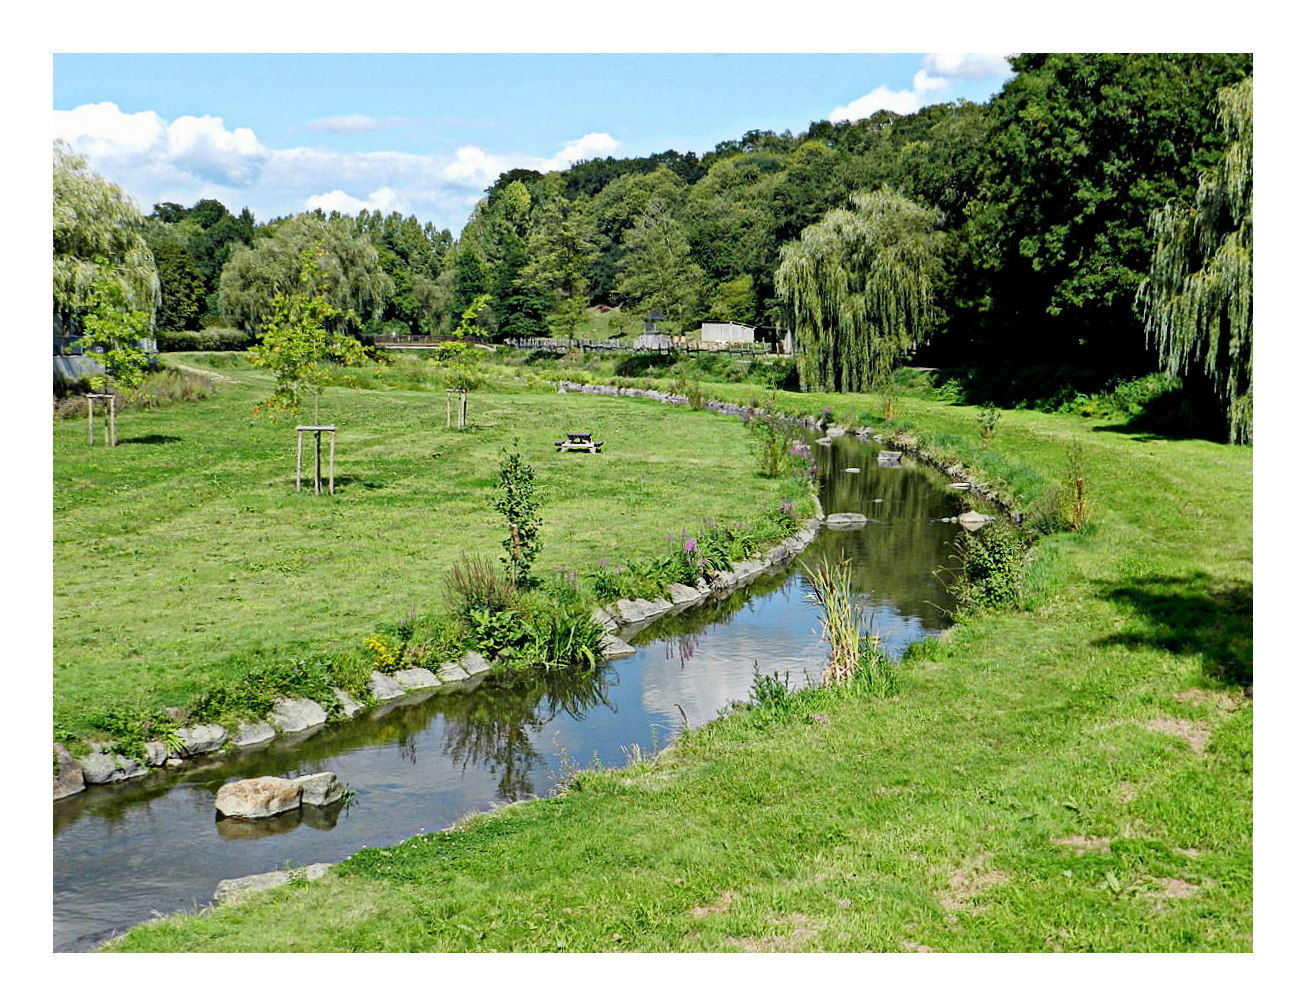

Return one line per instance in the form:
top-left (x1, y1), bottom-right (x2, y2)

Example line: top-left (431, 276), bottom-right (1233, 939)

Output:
top-left (802, 558), bottom-right (862, 685)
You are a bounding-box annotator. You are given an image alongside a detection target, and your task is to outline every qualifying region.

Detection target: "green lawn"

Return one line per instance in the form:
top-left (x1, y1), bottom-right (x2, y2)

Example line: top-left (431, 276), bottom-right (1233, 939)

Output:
top-left (105, 375), bottom-right (1252, 952)
top-left (53, 355), bottom-right (803, 739)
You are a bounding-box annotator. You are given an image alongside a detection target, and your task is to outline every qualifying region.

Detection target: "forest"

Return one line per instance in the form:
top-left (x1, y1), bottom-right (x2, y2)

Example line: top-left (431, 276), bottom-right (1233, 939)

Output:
top-left (54, 53), bottom-right (1253, 443)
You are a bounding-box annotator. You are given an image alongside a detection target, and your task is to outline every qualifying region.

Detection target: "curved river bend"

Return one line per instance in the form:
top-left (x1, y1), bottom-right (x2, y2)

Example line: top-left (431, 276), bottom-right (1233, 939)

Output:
top-left (53, 434), bottom-right (974, 952)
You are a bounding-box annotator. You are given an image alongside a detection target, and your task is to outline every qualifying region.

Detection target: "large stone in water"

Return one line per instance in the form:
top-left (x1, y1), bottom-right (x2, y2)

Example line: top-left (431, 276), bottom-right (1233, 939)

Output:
top-left (367, 671), bottom-right (406, 701)
top-left (176, 723), bottom-right (227, 757)
top-left (332, 688), bottom-right (365, 717)
top-left (269, 697), bottom-right (328, 734)
top-left (394, 666), bottom-right (440, 691)
top-left (53, 744), bottom-right (84, 800)
top-left (79, 750), bottom-right (149, 785)
top-left (297, 771), bottom-right (345, 807)
top-left (824, 512), bottom-right (869, 527)
top-left (459, 651), bottom-right (492, 677)
top-left (667, 582), bottom-right (705, 605)
top-left (215, 776), bottom-right (303, 819)
top-left (602, 634), bottom-right (637, 658)
top-left (232, 721), bottom-right (276, 747)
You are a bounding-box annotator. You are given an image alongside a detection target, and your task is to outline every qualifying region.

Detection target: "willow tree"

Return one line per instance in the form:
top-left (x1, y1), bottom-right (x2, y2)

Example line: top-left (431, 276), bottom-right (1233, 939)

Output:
top-left (53, 142), bottom-right (159, 332)
top-left (218, 214), bottom-right (393, 335)
top-left (776, 189), bottom-right (945, 394)
top-left (1139, 76), bottom-right (1253, 444)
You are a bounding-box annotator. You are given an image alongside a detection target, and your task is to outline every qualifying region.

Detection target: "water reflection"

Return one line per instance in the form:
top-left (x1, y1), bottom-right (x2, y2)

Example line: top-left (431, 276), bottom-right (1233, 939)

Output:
top-left (442, 667), bottom-right (613, 802)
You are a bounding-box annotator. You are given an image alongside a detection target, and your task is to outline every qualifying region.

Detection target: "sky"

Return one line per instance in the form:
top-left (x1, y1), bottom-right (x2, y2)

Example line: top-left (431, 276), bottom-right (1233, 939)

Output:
top-left (53, 52), bottom-right (1015, 234)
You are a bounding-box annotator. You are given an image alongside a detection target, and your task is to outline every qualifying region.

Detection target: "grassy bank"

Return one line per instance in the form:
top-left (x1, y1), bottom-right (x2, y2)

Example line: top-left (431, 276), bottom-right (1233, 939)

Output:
top-left (53, 354), bottom-right (810, 743)
top-left (105, 381), bottom-right (1252, 952)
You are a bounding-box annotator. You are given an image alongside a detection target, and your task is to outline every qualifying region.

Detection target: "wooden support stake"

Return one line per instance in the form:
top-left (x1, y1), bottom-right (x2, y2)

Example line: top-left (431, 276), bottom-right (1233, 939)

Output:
top-left (314, 429), bottom-right (323, 495)
top-left (108, 395), bottom-right (116, 447)
top-left (328, 429), bottom-right (336, 495)
top-left (459, 390), bottom-right (467, 429)
top-left (296, 428), bottom-right (304, 492)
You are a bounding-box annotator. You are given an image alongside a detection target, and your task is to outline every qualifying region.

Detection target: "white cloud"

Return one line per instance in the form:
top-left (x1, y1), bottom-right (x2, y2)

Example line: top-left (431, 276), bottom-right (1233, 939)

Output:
top-left (54, 102), bottom-right (620, 232)
top-left (304, 186), bottom-right (406, 215)
top-left (304, 114), bottom-right (426, 135)
top-left (441, 132), bottom-right (621, 188)
top-left (923, 53), bottom-right (1014, 79)
top-left (830, 53), bottom-right (1015, 123)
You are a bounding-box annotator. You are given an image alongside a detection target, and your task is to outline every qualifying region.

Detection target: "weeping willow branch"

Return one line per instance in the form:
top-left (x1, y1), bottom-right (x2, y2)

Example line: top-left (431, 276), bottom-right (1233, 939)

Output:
top-left (776, 188), bottom-right (946, 394)
top-left (1139, 76), bottom-right (1253, 444)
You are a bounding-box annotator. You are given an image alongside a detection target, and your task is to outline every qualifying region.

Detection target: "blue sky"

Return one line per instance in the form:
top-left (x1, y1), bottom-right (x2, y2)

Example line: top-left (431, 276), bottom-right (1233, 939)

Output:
top-left (53, 53), bottom-right (1015, 234)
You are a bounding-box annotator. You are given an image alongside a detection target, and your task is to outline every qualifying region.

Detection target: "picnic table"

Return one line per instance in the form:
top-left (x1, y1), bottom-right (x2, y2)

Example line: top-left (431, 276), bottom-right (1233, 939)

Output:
top-left (555, 432), bottom-right (603, 453)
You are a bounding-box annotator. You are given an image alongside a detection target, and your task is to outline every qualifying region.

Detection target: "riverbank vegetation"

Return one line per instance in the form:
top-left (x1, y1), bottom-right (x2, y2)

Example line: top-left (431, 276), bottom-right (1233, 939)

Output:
top-left (106, 379), bottom-right (1251, 951)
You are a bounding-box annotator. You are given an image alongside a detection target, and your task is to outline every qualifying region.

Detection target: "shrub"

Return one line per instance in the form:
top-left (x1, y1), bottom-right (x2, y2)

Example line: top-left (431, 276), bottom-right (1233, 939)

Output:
top-left (156, 328), bottom-right (256, 352)
top-left (443, 553), bottom-right (520, 623)
top-left (948, 524), bottom-right (1028, 612)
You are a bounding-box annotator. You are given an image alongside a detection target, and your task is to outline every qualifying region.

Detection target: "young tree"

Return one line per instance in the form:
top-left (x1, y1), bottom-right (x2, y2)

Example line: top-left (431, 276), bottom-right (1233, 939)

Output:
top-left (249, 252), bottom-right (368, 417)
top-left (451, 294), bottom-right (493, 342)
top-left (1139, 76), bottom-right (1253, 444)
top-left (776, 188), bottom-right (947, 393)
top-left (491, 451), bottom-right (542, 589)
top-left (76, 269), bottom-right (155, 395)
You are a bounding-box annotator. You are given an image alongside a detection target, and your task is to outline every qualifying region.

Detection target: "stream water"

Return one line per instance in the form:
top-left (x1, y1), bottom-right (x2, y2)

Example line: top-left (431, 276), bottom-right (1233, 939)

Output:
top-left (52, 433), bottom-right (975, 952)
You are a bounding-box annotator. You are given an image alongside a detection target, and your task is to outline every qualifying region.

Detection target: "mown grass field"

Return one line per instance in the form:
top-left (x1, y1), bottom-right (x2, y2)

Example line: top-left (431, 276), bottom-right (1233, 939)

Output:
top-left (52, 354), bottom-right (803, 739)
top-left (104, 371), bottom-right (1253, 953)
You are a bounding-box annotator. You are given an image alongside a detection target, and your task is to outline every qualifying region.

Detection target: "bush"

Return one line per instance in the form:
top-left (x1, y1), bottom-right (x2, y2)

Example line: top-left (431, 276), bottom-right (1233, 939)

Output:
top-left (156, 328), bottom-right (256, 352)
top-left (443, 553), bottom-right (521, 623)
top-left (948, 524), bottom-right (1029, 612)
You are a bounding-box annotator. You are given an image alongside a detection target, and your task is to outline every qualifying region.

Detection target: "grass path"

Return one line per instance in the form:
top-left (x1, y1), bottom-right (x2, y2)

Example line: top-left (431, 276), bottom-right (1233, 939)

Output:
top-left (106, 386), bottom-right (1252, 952)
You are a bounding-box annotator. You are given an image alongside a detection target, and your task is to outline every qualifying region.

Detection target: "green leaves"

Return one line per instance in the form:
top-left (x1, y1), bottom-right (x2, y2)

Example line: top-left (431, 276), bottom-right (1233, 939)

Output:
top-left (250, 251), bottom-right (368, 413)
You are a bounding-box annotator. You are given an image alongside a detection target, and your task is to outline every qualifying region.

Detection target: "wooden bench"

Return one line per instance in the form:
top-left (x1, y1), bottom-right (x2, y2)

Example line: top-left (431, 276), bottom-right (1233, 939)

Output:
top-left (555, 432), bottom-right (603, 453)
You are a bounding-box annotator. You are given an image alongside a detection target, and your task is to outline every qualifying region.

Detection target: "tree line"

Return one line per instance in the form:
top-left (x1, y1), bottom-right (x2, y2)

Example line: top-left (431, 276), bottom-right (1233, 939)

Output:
top-left (53, 53), bottom-right (1252, 442)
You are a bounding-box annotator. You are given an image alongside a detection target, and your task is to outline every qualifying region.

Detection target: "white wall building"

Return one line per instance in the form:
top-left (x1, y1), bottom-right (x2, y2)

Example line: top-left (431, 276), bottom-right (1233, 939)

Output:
top-left (700, 321), bottom-right (756, 344)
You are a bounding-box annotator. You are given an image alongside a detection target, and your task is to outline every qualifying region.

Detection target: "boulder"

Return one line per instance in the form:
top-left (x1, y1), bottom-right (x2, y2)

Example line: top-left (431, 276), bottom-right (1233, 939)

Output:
top-left (815, 437), bottom-right (834, 446)
top-left (957, 510), bottom-right (996, 530)
top-left (394, 666), bottom-right (440, 691)
top-left (824, 512), bottom-right (869, 527)
top-left (143, 741), bottom-right (169, 767)
top-left (602, 634), bottom-right (637, 658)
top-left (459, 651), bottom-right (492, 677)
top-left (297, 772), bottom-right (345, 807)
top-left (614, 597), bottom-right (673, 624)
top-left (331, 688), bottom-right (365, 718)
top-left (877, 451), bottom-right (903, 467)
top-left (437, 660), bottom-right (471, 683)
top-left (269, 697), bottom-right (328, 734)
top-left (215, 776), bottom-right (303, 819)
top-left (214, 863), bottom-right (332, 904)
top-left (79, 750), bottom-right (149, 785)
top-left (667, 582), bottom-right (705, 606)
top-left (367, 671), bottom-right (406, 701)
top-left (825, 426), bottom-right (846, 437)
top-left (231, 721), bottom-right (277, 747)
top-left (53, 744), bottom-right (85, 801)
top-left (176, 723), bottom-right (227, 757)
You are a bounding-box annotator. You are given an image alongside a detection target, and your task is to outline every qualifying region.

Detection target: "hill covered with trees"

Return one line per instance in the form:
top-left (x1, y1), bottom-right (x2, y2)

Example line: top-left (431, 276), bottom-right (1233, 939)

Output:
top-left (56, 53), bottom-right (1253, 442)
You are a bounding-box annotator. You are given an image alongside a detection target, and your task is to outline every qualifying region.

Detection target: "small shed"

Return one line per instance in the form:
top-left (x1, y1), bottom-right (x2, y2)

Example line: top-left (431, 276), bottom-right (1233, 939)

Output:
top-left (700, 321), bottom-right (756, 345)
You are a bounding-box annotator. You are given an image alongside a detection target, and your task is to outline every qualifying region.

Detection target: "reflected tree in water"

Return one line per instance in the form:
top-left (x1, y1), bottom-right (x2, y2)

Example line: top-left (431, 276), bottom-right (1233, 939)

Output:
top-left (442, 668), bottom-right (613, 803)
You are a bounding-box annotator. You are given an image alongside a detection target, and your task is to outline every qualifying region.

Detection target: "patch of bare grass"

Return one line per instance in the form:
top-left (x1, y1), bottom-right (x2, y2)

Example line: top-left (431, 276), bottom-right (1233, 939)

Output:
top-left (1145, 717), bottom-right (1210, 753)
